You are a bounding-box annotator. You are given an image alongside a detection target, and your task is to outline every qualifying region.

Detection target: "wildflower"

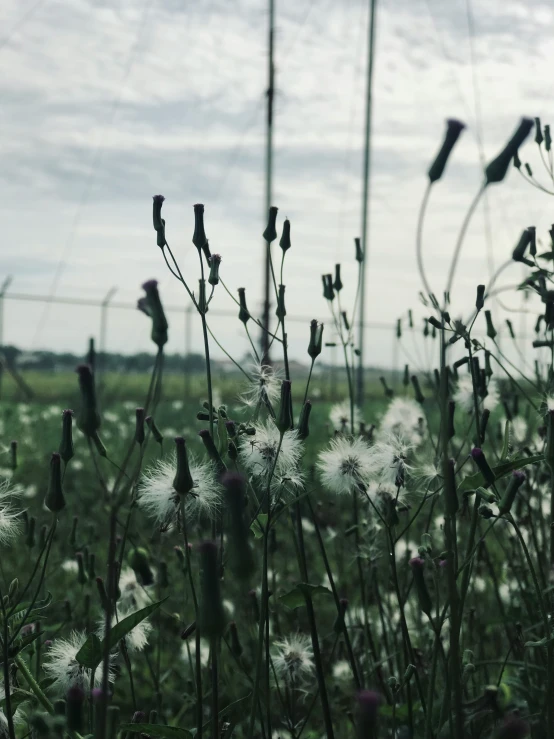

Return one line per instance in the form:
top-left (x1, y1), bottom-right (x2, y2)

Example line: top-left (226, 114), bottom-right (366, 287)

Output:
top-left (329, 399), bottom-right (363, 433)
top-left (97, 609), bottom-right (152, 653)
top-left (0, 480), bottom-right (22, 546)
top-left (117, 565), bottom-right (151, 609)
top-left (62, 559), bottom-right (79, 575)
top-left (368, 434), bottom-right (414, 487)
top-left (272, 634), bottom-right (314, 685)
top-left (137, 453), bottom-right (221, 530)
top-left (317, 436), bottom-right (373, 495)
top-left (43, 631), bottom-right (115, 695)
top-left (239, 363), bottom-right (281, 409)
top-left (239, 421), bottom-right (303, 492)
top-left (453, 375), bottom-right (499, 413)
top-left (380, 397), bottom-right (426, 445)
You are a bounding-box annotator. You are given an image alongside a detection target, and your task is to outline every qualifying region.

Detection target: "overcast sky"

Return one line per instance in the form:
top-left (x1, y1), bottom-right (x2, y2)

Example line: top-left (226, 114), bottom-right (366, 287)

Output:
top-left (1, 0), bottom-right (553, 372)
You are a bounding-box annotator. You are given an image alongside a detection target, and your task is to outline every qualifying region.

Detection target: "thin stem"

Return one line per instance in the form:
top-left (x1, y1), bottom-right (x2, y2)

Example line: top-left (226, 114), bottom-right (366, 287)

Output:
top-left (416, 182), bottom-right (434, 300)
top-left (15, 654), bottom-right (54, 713)
top-left (444, 183), bottom-right (486, 301)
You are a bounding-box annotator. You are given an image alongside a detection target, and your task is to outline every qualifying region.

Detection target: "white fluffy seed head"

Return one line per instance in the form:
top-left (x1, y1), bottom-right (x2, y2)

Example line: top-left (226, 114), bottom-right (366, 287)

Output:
top-left (137, 453), bottom-right (222, 529)
top-left (97, 608), bottom-right (152, 653)
top-left (368, 434), bottom-right (414, 487)
top-left (380, 397), bottom-right (425, 445)
top-left (43, 631), bottom-right (115, 695)
top-left (317, 436), bottom-right (373, 495)
top-left (118, 567), bottom-right (151, 611)
top-left (239, 363), bottom-right (282, 410)
top-left (329, 400), bottom-right (363, 433)
top-left (454, 375), bottom-right (499, 414)
top-left (0, 480), bottom-right (22, 546)
top-left (272, 634), bottom-right (314, 685)
top-left (239, 421), bottom-right (303, 495)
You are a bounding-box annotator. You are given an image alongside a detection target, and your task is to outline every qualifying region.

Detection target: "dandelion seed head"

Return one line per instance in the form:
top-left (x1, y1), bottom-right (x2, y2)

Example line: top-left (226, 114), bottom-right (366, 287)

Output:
top-left (239, 421), bottom-right (302, 489)
top-left (454, 375), bottom-right (499, 413)
top-left (44, 631), bottom-right (115, 695)
top-left (317, 436), bottom-right (373, 495)
top-left (0, 481), bottom-right (22, 546)
top-left (368, 434), bottom-right (414, 487)
top-left (380, 397), bottom-right (425, 445)
top-left (239, 363), bottom-right (281, 409)
top-left (97, 609), bottom-right (152, 653)
top-left (272, 634), bottom-right (314, 685)
top-left (329, 399), bottom-right (363, 433)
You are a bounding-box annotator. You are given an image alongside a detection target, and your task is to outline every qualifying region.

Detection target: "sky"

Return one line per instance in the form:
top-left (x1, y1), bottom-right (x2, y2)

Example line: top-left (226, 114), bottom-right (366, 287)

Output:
top-left (1, 0), bottom-right (554, 373)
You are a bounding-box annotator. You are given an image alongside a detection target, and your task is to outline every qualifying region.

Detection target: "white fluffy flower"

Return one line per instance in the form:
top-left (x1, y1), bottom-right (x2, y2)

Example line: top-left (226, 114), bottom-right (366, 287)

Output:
top-left (454, 375), bottom-right (499, 413)
top-left (272, 634), bottom-right (314, 685)
top-left (380, 397), bottom-right (425, 445)
top-left (240, 363), bottom-right (282, 410)
top-left (181, 638), bottom-right (210, 668)
top-left (329, 400), bottom-right (363, 433)
top-left (239, 421), bottom-right (303, 493)
top-left (138, 454), bottom-right (222, 529)
top-left (61, 559), bottom-right (79, 575)
top-left (511, 417), bottom-right (528, 444)
top-left (0, 481), bottom-right (23, 546)
top-left (317, 436), bottom-right (373, 495)
top-left (44, 631), bottom-right (115, 695)
top-left (97, 609), bottom-right (152, 653)
top-left (118, 567), bottom-right (151, 611)
top-left (368, 434), bottom-right (414, 487)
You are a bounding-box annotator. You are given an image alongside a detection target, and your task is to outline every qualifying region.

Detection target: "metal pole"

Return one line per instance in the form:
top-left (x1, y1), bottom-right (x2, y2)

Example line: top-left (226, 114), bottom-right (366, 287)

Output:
top-left (0, 276), bottom-right (13, 400)
top-left (98, 287), bottom-right (117, 391)
top-left (185, 304), bottom-right (193, 398)
top-left (356, 0), bottom-right (378, 405)
top-left (261, 0), bottom-right (275, 364)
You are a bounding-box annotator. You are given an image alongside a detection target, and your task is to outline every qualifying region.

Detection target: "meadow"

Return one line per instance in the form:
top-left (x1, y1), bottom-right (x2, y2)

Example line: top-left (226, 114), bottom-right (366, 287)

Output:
top-left (1, 116), bottom-right (553, 739)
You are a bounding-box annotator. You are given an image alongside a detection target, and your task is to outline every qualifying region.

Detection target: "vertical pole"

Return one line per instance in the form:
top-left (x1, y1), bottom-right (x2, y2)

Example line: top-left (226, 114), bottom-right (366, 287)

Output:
top-left (185, 304), bottom-right (193, 398)
top-left (392, 325), bottom-right (399, 390)
top-left (261, 0), bottom-right (275, 363)
top-left (0, 277), bottom-right (13, 401)
top-left (356, 0), bottom-right (378, 405)
top-left (98, 287), bottom-right (117, 394)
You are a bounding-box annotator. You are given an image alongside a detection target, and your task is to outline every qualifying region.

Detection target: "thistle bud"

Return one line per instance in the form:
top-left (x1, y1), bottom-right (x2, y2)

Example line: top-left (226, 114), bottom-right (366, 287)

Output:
top-left (192, 204), bottom-right (208, 251)
top-left (128, 547), bottom-right (154, 586)
top-left (58, 410), bottom-right (74, 463)
top-left (355, 690), bottom-right (381, 739)
top-left (485, 310), bottom-right (497, 340)
top-left (181, 622), bottom-right (196, 640)
top-left (227, 437), bottom-right (237, 461)
top-left (45, 452), bottom-right (65, 513)
top-left (157, 219), bottom-right (166, 248)
top-left (298, 400), bottom-right (312, 440)
top-left (447, 401), bottom-right (456, 439)
top-left (134, 408), bottom-right (145, 446)
top-left (308, 320), bottom-right (323, 360)
top-left (87, 337), bottom-right (96, 372)
top-left (525, 162), bottom-right (533, 176)
top-left (145, 416), bottom-right (163, 445)
top-left (535, 118), bottom-right (543, 145)
top-left (546, 125), bottom-right (552, 152)
top-left (198, 541), bottom-right (226, 638)
top-left (403, 364), bottom-right (409, 386)
top-left (498, 470), bottom-right (526, 515)
top-left (354, 237), bottom-right (364, 263)
top-left (7, 439), bottom-right (17, 471)
top-left (471, 447), bottom-right (495, 487)
top-left (173, 437), bottom-right (194, 496)
top-left (275, 284), bottom-right (286, 321)
top-left (75, 365), bottom-right (101, 438)
top-left (528, 226), bottom-right (537, 257)
top-left (96, 577), bottom-right (109, 611)
top-left (333, 264), bottom-right (343, 293)
top-left (279, 219), bottom-right (291, 252)
top-left (411, 375), bottom-right (425, 404)
top-left (263, 206), bottom-right (278, 243)
top-left (198, 430), bottom-right (225, 475)
top-left (380, 376), bottom-right (394, 399)
top-left (476, 284), bottom-right (486, 311)
top-left (277, 380), bottom-right (293, 434)
top-left (141, 280), bottom-right (169, 349)
top-left (222, 472), bottom-right (254, 580)
top-left (427, 119), bottom-right (466, 183)
top-left (152, 195), bottom-right (165, 233)
top-left (480, 408), bottom-right (490, 442)
top-left (322, 274), bottom-right (335, 301)
top-left (238, 287), bottom-right (250, 325)
top-left (66, 686), bottom-right (85, 733)
top-left (485, 118), bottom-right (534, 185)
top-left (228, 621), bottom-right (243, 657)
top-left (444, 458), bottom-right (458, 516)
top-left (208, 254), bottom-right (222, 286)
top-left (409, 557), bottom-right (432, 617)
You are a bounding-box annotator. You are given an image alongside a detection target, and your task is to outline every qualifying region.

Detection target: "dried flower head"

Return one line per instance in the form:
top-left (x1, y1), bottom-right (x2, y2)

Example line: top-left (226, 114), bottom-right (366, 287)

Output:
top-left (380, 397), bottom-right (425, 445)
top-left (239, 363), bottom-right (282, 410)
top-left (454, 375), bottom-right (499, 414)
top-left (0, 480), bottom-right (23, 546)
top-left (239, 421), bottom-right (303, 493)
top-left (44, 631), bottom-right (115, 695)
top-left (368, 434), bottom-right (414, 487)
top-left (317, 436), bottom-right (373, 495)
top-left (272, 634), bottom-right (314, 685)
top-left (118, 567), bottom-right (151, 611)
top-left (97, 609), bottom-right (152, 653)
top-left (329, 400), bottom-right (363, 433)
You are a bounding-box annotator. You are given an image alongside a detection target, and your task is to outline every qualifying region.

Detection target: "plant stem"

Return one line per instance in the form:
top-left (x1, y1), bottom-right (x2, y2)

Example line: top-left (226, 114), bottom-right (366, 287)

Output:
top-left (15, 654), bottom-right (54, 713)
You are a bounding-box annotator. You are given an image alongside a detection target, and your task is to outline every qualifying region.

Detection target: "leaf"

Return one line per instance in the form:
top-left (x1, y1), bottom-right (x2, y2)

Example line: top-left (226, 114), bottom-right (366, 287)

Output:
top-left (459, 455), bottom-right (544, 493)
top-left (106, 598), bottom-right (167, 653)
top-left (279, 583), bottom-right (332, 609)
top-left (0, 688), bottom-right (36, 715)
top-left (9, 594), bottom-right (53, 626)
top-left (75, 633), bottom-right (103, 669)
top-left (119, 724), bottom-right (193, 739)
top-left (251, 513), bottom-right (268, 539)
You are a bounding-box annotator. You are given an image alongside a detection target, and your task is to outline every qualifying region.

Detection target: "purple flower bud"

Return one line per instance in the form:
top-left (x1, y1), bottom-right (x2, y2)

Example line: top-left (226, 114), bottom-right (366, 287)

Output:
top-left (471, 447), bottom-right (495, 487)
top-left (152, 195), bottom-right (165, 233)
top-left (91, 688), bottom-right (103, 702)
top-left (355, 690), bottom-right (381, 739)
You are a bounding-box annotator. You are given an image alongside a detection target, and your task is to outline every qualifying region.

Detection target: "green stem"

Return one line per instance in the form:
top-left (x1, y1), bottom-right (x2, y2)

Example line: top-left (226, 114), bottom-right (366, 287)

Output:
top-left (15, 654), bottom-right (54, 713)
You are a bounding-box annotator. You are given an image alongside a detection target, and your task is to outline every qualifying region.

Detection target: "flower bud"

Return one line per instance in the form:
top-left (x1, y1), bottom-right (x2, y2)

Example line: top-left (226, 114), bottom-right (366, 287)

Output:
top-left (59, 410), bottom-right (74, 463)
top-left (198, 430), bottom-right (225, 475)
top-left (411, 375), bottom-right (425, 403)
top-left (485, 310), bottom-right (497, 340)
top-left (96, 577), bottom-right (109, 611)
top-left (146, 416), bottom-right (163, 445)
top-left (546, 125), bottom-right (552, 152)
top-left (333, 598), bottom-right (348, 634)
top-left (173, 437), bottom-right (194, 496)
top-left (76, 552), bottom-right (87, 585)
top-left (66, 686), bottom-right (85, 733)
top-left (263, 206), bottom-right (278, 243)
top-left (198, 541), bottom-right (226, 638)
top-left (9, 440), bottom-right (17, 471)
top-left (476, 284), bottom-right (486, 311)
top-left (275, 284), bottom-right (286, 321)
top-left (228, 621), bottom-right (243, 656)
top-left (322, 274), bottom-right (335, 301)
top-left (192, 204), bottom-right (208, 251)
top-left (409, 557), bottom-right (432, 617)
top-left (152, 195), bottom-right (165, 233)
top-left (535, 118), bottom-right (543, 145)
top-left (428, 118), bottom-right (466, 183)
top-left (528, 226), bottom-right (537, 257)
top-left (45, 452), bottom-right (65, 513)
top-left (141, 280), bottom-right (168, 349)
top-left (128, 547), bottom-right (154, 586)
top-left (498, 470), bottom-right (526, 515)
top-left (355, 690), bottom-right (380, 739)
top-left (75, 365), bottom-right (101, 438)
top-left (279, 219), bottom-right (291, 252)
top-left (444, 458), bottom-right (458, 516)
top-left (485, 118), bottom-right (534, 185)
top-left (298, 400), bottom-right (312, 440)
top-left (222, 472), bottom-right (254, 580)
top-left (308, 320), bottom-right (323, 360)
top-left (471, 447), bottom-right (495, 487)
top-left (333, 264), bottom-right (343, 293)
top-left (208, 254), bottom-right (221, 286)
top-left (198, 279), bottom-right (208, 315)
top-left (354, 237), bottom-right (364, 263)
top-left (479, 408), bottom-right (490, 442)
top-left (134, 408), bottom-right (145, 446)
top-left (238, 288), bottom-right (250, 325)
top-left (277, 380), bottom-right (293, 434)
top-left (157, 219), bottom-right (166, 248)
